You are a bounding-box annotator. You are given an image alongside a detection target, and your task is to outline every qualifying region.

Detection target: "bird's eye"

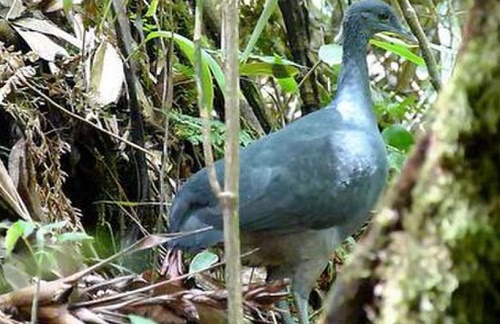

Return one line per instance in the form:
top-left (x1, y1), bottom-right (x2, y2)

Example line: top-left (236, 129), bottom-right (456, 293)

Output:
top-left (379, 12), bottom-right (390, 21)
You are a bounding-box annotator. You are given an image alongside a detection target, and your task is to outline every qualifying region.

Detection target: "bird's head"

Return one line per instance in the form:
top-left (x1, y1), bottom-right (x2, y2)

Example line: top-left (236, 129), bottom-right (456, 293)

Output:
top-left (343, 0), bottom-right (413, 40)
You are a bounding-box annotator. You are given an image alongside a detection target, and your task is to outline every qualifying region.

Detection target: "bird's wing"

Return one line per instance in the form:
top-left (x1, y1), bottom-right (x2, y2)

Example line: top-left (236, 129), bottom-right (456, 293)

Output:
top-left (171, 110), bottom-right (383, 235)
top-left (235, 131), bottom-right (343, 232)
top-left (182, 128), bottom-right (347, 233)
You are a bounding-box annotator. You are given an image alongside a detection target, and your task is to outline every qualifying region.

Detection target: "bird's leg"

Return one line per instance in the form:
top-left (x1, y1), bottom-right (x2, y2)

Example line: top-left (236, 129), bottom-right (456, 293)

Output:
top-left (276, 298), bottom-right (295, 324)
top-left (291, 257), bottom-right (330, 324)
top-left (266, 266), bottom-right (296, 324)
top-left (292, 290), bottom-right (310, 324)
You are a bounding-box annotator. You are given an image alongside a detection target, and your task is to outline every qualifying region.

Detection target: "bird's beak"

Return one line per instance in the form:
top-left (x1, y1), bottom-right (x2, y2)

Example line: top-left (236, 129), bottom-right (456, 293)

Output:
top-left (399, 28), bottom-right (417, 44)
top-left (384, 26), bottom-right (417, 45)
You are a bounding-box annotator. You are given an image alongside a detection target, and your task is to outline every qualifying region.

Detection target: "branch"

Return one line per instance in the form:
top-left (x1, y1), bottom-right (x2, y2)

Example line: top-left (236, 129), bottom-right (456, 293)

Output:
top-left (396, 0), bottom-right (441, 91)
top-left (111, 0), bottom-right (149, 201)
top-left (158, 3), bottom-right (175, 231)
top-left (24, 81), bottom-right (153, 157)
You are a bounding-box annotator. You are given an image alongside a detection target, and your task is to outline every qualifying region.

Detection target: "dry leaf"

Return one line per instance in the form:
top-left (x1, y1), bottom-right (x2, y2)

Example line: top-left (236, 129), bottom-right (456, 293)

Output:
top-left (89, 41), bottom-right (125, 106)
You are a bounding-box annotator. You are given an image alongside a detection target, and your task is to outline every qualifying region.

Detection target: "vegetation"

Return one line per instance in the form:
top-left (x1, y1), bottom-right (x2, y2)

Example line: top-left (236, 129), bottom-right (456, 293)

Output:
top-left (324, 1), bottom-right (500, 323)
top-left (1, 0), bottom-right (494, 323)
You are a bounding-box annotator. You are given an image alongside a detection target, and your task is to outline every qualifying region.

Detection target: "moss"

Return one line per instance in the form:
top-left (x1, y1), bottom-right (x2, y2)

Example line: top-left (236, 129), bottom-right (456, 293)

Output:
top-left (373, 3), bottom-right (500, 323)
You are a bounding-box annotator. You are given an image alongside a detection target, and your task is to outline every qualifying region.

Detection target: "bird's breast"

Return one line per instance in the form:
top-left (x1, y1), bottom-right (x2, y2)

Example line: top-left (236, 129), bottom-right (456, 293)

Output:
top-left (242, 227), bottom-right (343, 267)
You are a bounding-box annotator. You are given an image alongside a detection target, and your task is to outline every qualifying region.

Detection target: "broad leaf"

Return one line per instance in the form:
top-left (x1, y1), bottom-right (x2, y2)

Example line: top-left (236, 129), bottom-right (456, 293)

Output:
top-left (57, 232), bottom-right (94, 242)
top-left (318, 44), bottom-right (343, 66)
top-left (128, 315), bottom-right (159, 324)
top-left (189, 250), bottom-right (218, 274)
top-left (240, 61), bottom-right (299, 78)
top-left (5, 220), bottom-right (35, 255)
top-left (370, 38), bottom-right (424, 66)
top-left (383, 125), bottom-right (415, 152)
top-left (145, 31), bottom-right (219, 110)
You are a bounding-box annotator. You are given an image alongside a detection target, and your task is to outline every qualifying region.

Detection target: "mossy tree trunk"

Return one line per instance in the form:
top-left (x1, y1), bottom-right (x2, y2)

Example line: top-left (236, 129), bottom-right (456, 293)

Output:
top-left (324, 1), bottom-right (500, 323)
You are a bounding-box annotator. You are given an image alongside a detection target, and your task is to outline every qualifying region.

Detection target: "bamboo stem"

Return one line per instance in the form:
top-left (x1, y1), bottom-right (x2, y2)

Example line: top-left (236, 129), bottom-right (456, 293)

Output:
top-left (222, 0), bottom-right (243, 322)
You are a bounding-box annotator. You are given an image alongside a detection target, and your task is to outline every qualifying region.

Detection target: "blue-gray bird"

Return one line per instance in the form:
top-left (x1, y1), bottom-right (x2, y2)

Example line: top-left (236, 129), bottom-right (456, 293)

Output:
top-left (168, 1), bottom-right (412, 322)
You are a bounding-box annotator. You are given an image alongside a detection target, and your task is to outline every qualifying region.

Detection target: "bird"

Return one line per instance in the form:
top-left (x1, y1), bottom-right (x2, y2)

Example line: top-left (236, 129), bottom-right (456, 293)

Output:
top-left (167, 1), bottom-right (412, 323)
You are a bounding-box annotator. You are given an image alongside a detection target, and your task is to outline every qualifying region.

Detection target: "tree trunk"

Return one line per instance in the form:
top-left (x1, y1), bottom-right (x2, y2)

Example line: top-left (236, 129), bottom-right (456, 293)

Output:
top-left (323, 1), bottom-right (500, 323)
top-left (278, 0), bottom-right (321, 115)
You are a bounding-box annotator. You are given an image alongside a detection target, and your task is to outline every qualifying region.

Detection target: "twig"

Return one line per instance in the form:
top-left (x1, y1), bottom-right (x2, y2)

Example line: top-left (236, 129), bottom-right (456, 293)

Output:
top-left (194, 0), bottom-right (222, 196)
top-left (159, 2), bottom-right (175, 229)
top-left (0, 230), bottom-right (212, 313)
top-left (111, 0), bottom-right (149, 201)
top-left (222, 0), bottom-right (244, 322)
top-left (72, 248), bottom-right (259, 308)
top-left (396, 0), bottom-right (441, 91)
top-left (23, 81), bottom-right (154, 157)
top-left (283, 59), bottom-right (322, 118)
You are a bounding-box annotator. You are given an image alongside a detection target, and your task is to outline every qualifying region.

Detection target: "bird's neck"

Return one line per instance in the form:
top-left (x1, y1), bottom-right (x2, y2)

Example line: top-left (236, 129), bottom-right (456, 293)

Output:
top-left (331, 21), bottom-right (378, 130)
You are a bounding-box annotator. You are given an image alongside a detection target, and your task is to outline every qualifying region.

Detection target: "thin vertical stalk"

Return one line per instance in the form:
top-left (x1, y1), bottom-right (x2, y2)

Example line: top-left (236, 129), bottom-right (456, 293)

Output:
top-left (194, 0), bottom-right (242, 320)
top-left (194, 0), bottom-right (222, 195)
top-left (160, 3), bottom-right (174, 224)
top-left (396, 0), bottom-right (441, 91)
top-left (222, 0), bottom-right (243, 322)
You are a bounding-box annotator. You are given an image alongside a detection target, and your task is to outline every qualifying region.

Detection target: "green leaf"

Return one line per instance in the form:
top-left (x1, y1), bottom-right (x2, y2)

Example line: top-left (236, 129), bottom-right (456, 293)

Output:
top-left (145, 0), bottom-right (159, 17)
top-left (385, 102), bottom-right (407, 120)
top-left (240, 61), bottom-right (299, 78)
top-left (317, 81), bottom-right (333, 106)
top-left (5, 220), bottom-right (35, 255)
top-left (370, 39), bottom-right (425, 66)
top-left (272, 55), bottom-right (299, 93)
top-left (5, 222), bottom-right (24, 256)
top-left (57, 232), bottom-right (94, 243)
top-left (36, 220), bottom-right (68, 245)
top-left (39, 220), bottom-right (67, 232)
top-left (145, 31), bottom-right (218, 110)
top-left (277, 76), bottom-right (298, 93)
top-left (246, 54), bottom-right (301, 68)
top-left (382, 125), bottom-right (415, 152)
top-left (241, 0), bottom-right (278, 63)
top-left (200, 50), bottom-right (226, 94)
top-left (171, 112), bottom-right (254, 151)
top-left (318, 44), bottom-right (343, 66)
top-left (174, 63), bottom-right (194, 77)
top-left (189, 250), bottom-right (219, 274)
top-left (62, 0), bottom-right (73, 13)
top-left (128, 314), bottom-right (159, 324)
